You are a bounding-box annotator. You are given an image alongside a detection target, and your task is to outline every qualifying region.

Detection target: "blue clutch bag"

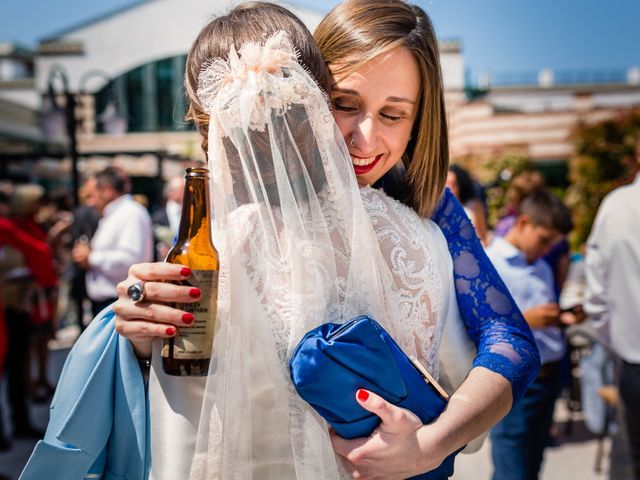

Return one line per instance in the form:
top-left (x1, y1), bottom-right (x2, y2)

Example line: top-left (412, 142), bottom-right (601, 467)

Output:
top-left (289, 315), bottom-right (458, 479)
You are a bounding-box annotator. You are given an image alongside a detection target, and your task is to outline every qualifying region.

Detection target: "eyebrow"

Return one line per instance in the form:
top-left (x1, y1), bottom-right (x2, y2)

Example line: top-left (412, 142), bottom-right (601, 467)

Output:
top-left (333, 88), bottom-right (416, 105)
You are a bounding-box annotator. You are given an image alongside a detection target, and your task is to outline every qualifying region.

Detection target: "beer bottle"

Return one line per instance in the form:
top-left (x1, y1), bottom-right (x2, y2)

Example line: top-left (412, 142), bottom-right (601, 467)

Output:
top-left (162, 167), bottom-right (219, 376)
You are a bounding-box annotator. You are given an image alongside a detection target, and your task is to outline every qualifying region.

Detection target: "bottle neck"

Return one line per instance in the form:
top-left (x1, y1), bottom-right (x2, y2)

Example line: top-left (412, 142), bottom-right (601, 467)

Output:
top-left (176, 176), bottom-right (211, 243)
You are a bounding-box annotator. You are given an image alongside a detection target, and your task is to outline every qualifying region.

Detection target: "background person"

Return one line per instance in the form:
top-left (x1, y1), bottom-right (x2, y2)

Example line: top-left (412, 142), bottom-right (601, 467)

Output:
top-left (71, 167), bottom-right (153, 317)
top-left (584, 143), bottom-right (640, 479)
top-left (151, 176), bottom-right (184, 260)
top-left (485, 190), bottom-right (575, 480)
top-left (446, 164), bottom-right (489, 245)
top-left (0, 185), bottom-right (57, 445)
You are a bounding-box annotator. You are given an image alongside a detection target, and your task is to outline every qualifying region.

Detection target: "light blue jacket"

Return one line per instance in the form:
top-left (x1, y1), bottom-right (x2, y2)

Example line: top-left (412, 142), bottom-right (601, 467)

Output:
top-left (20, 308), bottom-right (150, 480)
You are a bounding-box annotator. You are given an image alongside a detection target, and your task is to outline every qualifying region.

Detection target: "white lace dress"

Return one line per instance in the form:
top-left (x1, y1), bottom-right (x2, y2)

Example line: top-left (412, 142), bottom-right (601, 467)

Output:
top-left (148, 187), bottom-right (466, 480)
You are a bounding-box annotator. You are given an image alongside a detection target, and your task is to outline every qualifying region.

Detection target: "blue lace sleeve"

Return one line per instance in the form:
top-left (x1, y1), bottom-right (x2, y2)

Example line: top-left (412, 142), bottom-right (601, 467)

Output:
top-left (432, 188), bottom-right (540, 403)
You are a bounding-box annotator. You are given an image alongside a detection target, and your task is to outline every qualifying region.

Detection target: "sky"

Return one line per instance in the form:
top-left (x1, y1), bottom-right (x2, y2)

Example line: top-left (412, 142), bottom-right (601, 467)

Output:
top-left (2, 0), bottom-right (640, 82)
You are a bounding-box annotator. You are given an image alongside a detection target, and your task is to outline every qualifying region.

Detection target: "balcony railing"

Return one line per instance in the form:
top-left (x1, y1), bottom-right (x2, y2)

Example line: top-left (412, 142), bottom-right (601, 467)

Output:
top-left (472, 67), bottom-right (638, 89)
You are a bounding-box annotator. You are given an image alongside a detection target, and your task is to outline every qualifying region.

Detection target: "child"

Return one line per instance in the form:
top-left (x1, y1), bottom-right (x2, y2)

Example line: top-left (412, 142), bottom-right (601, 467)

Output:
top-left (486, 189), bottom-right (574, 480)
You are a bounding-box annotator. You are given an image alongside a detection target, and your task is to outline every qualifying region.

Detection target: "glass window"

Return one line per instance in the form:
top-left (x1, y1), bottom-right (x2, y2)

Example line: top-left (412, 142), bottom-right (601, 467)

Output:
top-left (94, 55), bottom-right (190, 133)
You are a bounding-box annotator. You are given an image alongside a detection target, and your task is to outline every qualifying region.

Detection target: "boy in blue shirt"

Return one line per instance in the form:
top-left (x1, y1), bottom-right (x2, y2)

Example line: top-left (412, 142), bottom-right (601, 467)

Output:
top-left (486, 189), bottom-right (574, 480)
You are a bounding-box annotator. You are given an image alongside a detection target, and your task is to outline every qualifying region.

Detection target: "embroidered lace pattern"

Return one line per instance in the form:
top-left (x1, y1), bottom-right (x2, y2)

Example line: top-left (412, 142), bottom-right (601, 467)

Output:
top-left (431, 188), bottom-right (541, 401)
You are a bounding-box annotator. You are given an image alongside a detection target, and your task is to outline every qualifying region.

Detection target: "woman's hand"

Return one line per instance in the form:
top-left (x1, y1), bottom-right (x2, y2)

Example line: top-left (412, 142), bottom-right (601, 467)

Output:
top-left (113, 262), bottom-right (201, 358)
top-left (330, 389), bottom-right (447, 479)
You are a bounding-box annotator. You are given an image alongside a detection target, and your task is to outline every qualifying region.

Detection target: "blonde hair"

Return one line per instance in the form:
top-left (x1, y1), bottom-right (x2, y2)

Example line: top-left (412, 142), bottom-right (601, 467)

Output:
top-left (315, 0), bottom-right (449, 217)
top-left (184, 2), bottom-right (332, 157)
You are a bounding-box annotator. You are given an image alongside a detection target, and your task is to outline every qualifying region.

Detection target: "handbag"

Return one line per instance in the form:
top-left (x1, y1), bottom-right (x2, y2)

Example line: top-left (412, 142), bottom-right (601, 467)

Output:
top-left (289, 315), bottom-right (458, 479)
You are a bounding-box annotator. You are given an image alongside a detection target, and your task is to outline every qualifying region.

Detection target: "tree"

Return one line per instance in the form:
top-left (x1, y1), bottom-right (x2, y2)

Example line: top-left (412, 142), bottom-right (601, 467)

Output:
top-left (565, 109), bottom-right (640, 247)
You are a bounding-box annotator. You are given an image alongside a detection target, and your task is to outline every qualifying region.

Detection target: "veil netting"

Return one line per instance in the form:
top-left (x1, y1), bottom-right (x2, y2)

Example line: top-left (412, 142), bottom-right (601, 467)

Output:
top-left (185, 31), bottom-right (449, 479)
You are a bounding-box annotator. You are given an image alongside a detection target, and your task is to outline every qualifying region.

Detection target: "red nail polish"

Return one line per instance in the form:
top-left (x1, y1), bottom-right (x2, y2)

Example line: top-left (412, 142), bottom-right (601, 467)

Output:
top-left (357, 389), bottom-right (369, 402)
top-left (189, 288), bottom-right (201, 298)
top-left (180, 267), bottom-right (191, 277)
top-left (166, 327), bottom-right (176, 336)
top-left (182, 313), bottom-right (194, 324)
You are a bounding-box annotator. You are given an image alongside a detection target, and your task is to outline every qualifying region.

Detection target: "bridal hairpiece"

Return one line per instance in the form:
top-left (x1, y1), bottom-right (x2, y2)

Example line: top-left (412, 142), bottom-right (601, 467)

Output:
top-left (197, 31), bottom-right (313, 132)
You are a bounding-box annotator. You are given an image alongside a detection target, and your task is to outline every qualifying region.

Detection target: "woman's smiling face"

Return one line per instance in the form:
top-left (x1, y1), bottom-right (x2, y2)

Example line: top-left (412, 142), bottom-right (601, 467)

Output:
top-left (330, 46), bottom-right (421, 187)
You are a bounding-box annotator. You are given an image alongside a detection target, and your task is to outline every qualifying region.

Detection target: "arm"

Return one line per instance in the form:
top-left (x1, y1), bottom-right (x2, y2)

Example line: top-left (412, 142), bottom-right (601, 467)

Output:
top-left (0, 217), bottom-right (57, 287)
top-left (431, 188), bottom-right (540, 403)
top-left (583, 211), bottom-right (610, 328)
top-left (332, 368), bottom-right (511, 479)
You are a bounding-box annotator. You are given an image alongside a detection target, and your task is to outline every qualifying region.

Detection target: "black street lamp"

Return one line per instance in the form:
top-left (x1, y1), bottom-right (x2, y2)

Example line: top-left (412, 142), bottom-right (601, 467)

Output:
top-left (41, 64), bottom-right (79, 206)
top-left (78, 69), bottom-right (128, 136)
top-left (40, 65), bottom-right (128, 207)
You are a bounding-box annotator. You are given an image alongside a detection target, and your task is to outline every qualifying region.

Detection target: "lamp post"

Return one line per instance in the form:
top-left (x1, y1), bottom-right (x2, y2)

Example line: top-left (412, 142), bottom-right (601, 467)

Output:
top-left (78, 69), bottom-right (128, 136)
top-left (41, 64), bottom-right (79, 207)
top-left (41, 65), bottom-right (128, 207)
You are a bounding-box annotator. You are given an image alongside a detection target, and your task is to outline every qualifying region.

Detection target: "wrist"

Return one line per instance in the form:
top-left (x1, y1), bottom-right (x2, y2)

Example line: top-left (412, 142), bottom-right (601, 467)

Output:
top-left (130, 338), bottom-right (152, 359)
top-left (416, 423), bottom-right (453, 472)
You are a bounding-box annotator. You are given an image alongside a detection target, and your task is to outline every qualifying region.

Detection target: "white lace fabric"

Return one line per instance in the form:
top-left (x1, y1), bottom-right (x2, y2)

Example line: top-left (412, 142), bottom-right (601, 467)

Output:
top-left (148, 32), bottom-right (455, 480)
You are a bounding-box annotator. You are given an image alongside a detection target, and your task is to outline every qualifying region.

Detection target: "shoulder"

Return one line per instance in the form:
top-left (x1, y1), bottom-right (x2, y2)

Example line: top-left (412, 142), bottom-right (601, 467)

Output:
top-left (118, 196), bottom-right (151, 221)
top-left (598, 179), bottom-right (639, 214)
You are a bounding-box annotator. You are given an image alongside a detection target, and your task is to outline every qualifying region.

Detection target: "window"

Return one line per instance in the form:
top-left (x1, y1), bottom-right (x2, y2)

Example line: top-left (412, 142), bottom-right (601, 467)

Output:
top-left (95, 55), bottom-right (191, 133)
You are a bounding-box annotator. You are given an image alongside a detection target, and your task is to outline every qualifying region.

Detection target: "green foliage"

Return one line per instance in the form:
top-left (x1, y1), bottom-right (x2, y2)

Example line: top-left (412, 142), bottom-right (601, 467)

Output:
top-left (464, 152), bottom-right (532, 227)
top-left (566, 109), bottom-right (640, 247)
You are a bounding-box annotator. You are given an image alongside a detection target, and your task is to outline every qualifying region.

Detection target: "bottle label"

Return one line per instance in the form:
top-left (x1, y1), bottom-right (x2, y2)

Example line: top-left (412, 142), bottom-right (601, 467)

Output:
top-left (164, 269), bottom-right (218, 360)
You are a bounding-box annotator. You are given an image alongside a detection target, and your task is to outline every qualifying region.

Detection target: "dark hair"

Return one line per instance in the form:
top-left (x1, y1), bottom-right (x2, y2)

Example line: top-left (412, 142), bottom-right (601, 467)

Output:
top-left (315, 0), bottom-right (448, 217)
top-left (184, 2), bottom-right (332, 157)
top-left (95, 166), bottom-right (131, 195)
top-left (448, 164), bottom-right (476, 205)
top-left (518, 190), bottom-right (573, 235)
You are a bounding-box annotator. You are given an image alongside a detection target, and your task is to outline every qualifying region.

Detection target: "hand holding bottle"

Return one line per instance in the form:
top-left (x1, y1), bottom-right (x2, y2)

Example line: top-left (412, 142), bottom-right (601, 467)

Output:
top-left (114, 262), bottom-right (201, 358)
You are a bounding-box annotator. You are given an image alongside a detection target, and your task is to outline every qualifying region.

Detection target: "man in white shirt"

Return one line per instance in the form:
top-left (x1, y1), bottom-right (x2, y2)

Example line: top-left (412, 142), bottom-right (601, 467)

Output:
top-left (584, 153), bottom-right (640, 479)
top-left (72, 167), bottom-right (153, 317)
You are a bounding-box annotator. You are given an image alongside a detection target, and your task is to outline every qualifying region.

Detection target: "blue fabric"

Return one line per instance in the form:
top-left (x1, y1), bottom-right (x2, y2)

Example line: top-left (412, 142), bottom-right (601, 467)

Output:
top-left (486, 237), bottom-right (565, 365)
top-left (290, 316), bottom-right (456, 480)
top-left (431, 188), bottom-right (540, 403)
top-left (20, 308), bottom-right (150, 480)
top-left (490, 365), bottom-right (562, 480)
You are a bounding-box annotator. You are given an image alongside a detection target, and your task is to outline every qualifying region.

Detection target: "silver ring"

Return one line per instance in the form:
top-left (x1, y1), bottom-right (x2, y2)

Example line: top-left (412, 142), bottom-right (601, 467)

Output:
top-left (350, 137), bottom-right (356, 147)
top-left (127, 281), bottom-right (146, 303)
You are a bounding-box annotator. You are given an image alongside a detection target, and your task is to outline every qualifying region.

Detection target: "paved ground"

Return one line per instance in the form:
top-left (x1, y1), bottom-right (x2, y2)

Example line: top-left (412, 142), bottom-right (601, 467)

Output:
top-left (0, 344), bottom-right (633, 480)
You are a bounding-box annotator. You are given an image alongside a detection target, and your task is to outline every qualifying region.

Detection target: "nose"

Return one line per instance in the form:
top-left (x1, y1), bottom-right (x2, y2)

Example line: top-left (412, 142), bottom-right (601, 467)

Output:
top-left (352, 115), bottom-right (378, 153)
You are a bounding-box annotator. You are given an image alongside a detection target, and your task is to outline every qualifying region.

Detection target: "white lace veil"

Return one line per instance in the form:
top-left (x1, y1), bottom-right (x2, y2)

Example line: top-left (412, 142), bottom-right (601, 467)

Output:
top-left (187, 31), bottom-right (442, 479)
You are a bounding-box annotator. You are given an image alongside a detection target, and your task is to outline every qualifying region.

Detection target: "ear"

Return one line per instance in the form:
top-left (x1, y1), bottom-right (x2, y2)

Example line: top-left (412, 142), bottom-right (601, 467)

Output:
top-left (514, 213), bottom-right (531, 230)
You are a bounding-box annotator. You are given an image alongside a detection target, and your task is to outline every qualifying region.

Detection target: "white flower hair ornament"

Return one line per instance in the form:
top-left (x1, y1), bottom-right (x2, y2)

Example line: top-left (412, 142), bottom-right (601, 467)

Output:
top-left (196, 31), bottom-right (314, 133)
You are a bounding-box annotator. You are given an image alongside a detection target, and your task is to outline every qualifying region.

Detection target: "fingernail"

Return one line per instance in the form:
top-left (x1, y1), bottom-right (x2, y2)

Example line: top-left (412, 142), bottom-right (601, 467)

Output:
top-left (166, 327), bottom-right (176, 336)
top-left (180, 267), bottom-right (191, 277)
top-left (189, 288), bottom-right (201, 298)
top-left (182, 313), bottom-right (194, 324)
top-left (357, 389), bottom-right (369, 402)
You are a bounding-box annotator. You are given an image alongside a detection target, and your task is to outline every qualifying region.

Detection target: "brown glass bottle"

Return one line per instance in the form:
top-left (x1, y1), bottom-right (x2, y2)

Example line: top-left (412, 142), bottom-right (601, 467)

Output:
top-left (162, 167), bottom-right (219, 376)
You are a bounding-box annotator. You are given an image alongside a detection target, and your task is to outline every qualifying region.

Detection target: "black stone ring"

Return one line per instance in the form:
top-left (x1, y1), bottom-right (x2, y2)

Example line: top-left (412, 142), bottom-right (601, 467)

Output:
top-left (127, 281), bottom-right (146, 303)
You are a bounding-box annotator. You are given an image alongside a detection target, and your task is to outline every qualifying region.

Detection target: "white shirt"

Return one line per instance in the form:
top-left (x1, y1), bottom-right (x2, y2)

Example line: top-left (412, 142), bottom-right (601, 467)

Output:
top-left (87, 194), bottom-right (153, 301)
top-left (486, 236), bottom-right (564, 364)
top-left (584, 173), bottom-right (640, 364)
top-left (166, 199), bottom-right (182, 236)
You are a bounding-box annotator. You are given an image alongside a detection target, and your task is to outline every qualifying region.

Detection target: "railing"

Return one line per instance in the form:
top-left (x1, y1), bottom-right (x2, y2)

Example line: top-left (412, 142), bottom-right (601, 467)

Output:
top-left (472, 68), bottom-right (636, 89)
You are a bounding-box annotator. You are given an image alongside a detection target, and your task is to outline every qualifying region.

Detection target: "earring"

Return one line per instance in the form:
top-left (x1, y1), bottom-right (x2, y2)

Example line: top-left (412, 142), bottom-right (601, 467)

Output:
top-left (350, 137), bottom-right (356, 147)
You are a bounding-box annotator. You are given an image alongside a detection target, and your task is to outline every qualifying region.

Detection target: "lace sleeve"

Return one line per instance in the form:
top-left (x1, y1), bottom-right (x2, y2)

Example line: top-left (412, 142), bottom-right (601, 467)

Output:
top-left (431, 188), bottom-right (540, 402)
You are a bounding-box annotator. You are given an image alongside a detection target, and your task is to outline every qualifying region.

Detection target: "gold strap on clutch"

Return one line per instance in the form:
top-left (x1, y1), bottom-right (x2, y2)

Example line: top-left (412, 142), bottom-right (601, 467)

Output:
top-left (409, 356), bottom-right (450, 401)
